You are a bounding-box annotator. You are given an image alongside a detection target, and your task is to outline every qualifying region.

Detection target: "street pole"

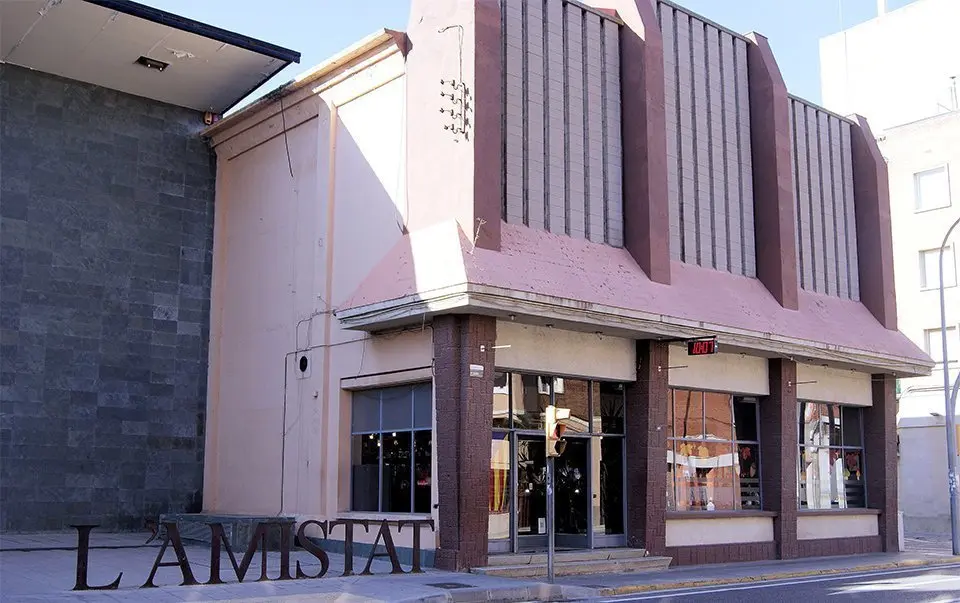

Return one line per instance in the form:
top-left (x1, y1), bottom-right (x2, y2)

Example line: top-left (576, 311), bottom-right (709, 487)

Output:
top-left (938, 215), bottom-right (960, 556)
top-left (546, 455), bottom-right (555, 583)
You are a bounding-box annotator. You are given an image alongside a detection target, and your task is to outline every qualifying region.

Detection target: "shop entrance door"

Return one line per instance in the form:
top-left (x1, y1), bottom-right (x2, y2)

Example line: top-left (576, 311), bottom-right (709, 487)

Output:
top-left (488, 374), bottom-right (627, 555)
top-left (515, 434), bottom-right (589, 551)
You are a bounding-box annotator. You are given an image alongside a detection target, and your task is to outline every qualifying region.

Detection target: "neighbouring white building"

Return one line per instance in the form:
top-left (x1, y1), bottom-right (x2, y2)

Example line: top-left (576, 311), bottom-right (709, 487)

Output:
top-left (820, 0), bottom-right (960, 535)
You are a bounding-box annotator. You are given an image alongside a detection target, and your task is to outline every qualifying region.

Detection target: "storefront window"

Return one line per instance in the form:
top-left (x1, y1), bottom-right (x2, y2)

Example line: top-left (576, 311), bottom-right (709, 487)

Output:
top-left (667, 390), bottom-right (761, 511)
top-left (798, 402), bottom-right (865, 509)
top-left (350, 383), bottom-right (432, 514)
top-left (489, 372), bottom-right (627, 547)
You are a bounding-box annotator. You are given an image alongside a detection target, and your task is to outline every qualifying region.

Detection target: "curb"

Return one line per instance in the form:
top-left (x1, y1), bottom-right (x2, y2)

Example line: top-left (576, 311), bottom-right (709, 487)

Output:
top-left (598, 556), bottom-right (960, 596)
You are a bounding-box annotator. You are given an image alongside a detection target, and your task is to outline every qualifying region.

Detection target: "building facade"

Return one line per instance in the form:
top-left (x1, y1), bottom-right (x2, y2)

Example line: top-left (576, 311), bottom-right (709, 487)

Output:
top-left (819, 0), bottom-right (960, 132)
top-left (202, 0), bottom-right (929, 569)
top-left (0, 0), bottom-right (298, 531)
top-left (820, 0), bottom-right (960, 536)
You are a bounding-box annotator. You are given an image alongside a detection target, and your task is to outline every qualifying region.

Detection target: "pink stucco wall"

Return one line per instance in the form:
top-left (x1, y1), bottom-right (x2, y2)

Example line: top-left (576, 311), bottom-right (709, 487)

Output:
top-left (204, 40), bottom-right (437, 539)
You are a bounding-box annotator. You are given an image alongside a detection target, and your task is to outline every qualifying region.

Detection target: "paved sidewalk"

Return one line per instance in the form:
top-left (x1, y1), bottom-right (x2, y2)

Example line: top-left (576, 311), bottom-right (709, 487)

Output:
top-left (0, 532), bottom-right (590, 602)
top-left (1, 531), bottom-right (958, 602)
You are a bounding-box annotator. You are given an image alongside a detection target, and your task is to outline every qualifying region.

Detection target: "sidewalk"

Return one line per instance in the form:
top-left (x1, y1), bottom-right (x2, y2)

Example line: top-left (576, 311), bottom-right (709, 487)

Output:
top-left (0, 532), bottom-right (592, 603)
top-left (1, 531), bottom-right (957, 602)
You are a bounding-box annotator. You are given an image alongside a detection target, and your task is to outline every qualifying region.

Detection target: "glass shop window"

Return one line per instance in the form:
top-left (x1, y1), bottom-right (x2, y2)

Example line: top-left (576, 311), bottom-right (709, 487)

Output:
top-left (798, 402), bottom-right (865, 509)
top-left (350, 383), bottom-right (432, 514)
top-left (666, 390), bottom-right (761, 511)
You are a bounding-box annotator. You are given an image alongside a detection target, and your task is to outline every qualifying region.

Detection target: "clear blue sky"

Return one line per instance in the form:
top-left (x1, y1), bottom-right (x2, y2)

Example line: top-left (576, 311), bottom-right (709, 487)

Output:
top-left (145, 0), bottom-right (916, 112)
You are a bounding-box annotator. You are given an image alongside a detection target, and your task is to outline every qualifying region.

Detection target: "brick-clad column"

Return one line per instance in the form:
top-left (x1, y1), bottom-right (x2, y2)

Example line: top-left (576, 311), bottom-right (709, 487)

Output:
top-left (760, 359), bottom-right (799, 559)
top-left (864, 374), bottom-right (898, 551)
top-left (625, 340), bottom-right (670, 553)
top-left (432, 314), bottom-right (496, 571)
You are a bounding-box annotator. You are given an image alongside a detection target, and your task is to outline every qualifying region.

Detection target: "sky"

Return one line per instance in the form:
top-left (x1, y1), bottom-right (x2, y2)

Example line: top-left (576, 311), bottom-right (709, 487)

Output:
top-left (143, 0), bottom-right (918, 113)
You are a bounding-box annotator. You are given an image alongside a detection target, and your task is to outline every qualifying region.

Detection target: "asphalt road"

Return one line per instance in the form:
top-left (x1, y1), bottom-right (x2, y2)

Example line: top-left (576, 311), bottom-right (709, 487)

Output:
top-left (588, 563), bottom-right (960, 603)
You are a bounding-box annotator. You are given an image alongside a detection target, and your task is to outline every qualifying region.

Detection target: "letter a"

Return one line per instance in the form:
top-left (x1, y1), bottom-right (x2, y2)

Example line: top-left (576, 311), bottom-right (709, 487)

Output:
top-left (141, 523), bottom-right (198, 588)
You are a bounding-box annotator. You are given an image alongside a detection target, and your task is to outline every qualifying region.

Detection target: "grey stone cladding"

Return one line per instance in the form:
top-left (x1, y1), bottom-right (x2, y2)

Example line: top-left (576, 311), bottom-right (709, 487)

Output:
top-left (0, 64), bottom-right (214, 531)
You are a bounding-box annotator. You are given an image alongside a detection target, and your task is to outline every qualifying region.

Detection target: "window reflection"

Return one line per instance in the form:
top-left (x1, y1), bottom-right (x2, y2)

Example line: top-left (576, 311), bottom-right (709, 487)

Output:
top-left (490, 372), bottom-right (627, 543)
top-left (414, 430), bottom-right (432, 513)
top-left (798, 402), bottom-right (865, 509)
top-left (493, 371), bottom-right (511, 428)
top-left (593, 436), bottom-right (624, 534)
top-left (553, 377), bottom-right (590, 433)
top-left (599, 382), bottom-right (625, 434)
top-left (351, 434), bottom-right (380, 512)
top-left (666, 390), bottom-right (761, 511)
top-left (382, 432), bottom-right (411, 513)
top-left (673, 390), bottom-right (704, 439)
top-left (514, 375), bottom-right (549, 430)
top-left (489, 433), bottom-right (511, 541)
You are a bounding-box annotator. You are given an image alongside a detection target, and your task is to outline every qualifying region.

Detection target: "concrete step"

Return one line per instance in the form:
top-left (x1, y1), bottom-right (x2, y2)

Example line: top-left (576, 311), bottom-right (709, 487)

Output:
top-left (484, 548), bottom-right (650, 567)
top-left (472, 554), bottom-right (673, 578)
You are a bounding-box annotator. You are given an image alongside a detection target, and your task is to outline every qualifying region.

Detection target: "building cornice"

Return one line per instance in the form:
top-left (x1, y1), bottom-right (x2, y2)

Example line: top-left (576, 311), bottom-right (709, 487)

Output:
top-left (334, 283), bottom-right (933, 378)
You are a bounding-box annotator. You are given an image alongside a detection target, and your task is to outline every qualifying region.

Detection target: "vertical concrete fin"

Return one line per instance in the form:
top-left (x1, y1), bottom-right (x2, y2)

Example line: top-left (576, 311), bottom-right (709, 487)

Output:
top-left (850, 115), bottom-right (897, 330)
top-left (615, 0), bottom-right (672, 284)
top-left (744, 32), bottom-right (799, 310)
top-left (473, 0), bottom-right (504, 250)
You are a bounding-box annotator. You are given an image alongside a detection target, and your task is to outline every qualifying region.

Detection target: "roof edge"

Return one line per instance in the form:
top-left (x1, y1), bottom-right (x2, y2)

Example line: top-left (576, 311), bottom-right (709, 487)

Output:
top-left (203, 28), bottom-right (405, 138)
top-left (334, 285), bottom-right (933, 378)
top-left (82, 0), bottom-right (300, 63)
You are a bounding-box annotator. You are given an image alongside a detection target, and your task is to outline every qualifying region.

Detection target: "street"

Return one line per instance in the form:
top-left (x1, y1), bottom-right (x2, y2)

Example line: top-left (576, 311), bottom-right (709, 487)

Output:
top-left (588, 564), bottom-right (960, 603)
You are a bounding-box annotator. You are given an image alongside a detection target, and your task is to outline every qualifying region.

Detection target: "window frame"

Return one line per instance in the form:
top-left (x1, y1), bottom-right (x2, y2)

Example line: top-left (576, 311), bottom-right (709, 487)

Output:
top-left (924, 325), bottom-right (960, 366)
top-left (797, 401), bottom-right (866, 510)
top-left (666, 388), bottom-right (762, 512)
top-left (349, 382), bottom-right (432, 515)
top-left (919, 244), bottom-right (957, 290)
top-left (913, 164), bottom-right (952, 213)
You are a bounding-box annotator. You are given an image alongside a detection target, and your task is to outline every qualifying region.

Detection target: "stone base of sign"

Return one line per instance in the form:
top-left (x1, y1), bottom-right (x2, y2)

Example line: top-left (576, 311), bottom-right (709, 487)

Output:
top-left (159, 513), bottom-right (295, 550)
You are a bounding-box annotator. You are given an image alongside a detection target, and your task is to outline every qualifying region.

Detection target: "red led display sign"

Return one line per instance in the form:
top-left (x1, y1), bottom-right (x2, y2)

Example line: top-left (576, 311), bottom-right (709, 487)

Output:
top-left (687, 337), bottom-right (718, 356)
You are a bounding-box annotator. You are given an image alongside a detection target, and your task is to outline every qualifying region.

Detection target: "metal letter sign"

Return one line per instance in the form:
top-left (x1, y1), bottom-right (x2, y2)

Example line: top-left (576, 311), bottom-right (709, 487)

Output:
top-left (71, 519), bottom-right (435, 591)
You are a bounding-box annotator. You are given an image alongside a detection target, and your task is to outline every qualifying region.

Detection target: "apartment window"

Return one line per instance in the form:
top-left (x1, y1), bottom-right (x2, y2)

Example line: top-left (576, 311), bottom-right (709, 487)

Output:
top-left (914, 165), bottom-right (951, 211)
top-left (351, 383), bottom-right (432, 513)
top-left (920, 245), bottom-right (957, 289)
top-left (667, 390), bottom-right (761, 511)
top-left (925, 326), bottom-right (959, 366)
top-left (798, 402), bottom-right (865, 509)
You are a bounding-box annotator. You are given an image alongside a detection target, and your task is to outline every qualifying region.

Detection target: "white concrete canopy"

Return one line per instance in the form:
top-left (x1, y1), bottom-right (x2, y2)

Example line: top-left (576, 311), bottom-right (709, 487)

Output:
top-left (0, 0), bottom-right (300, 113)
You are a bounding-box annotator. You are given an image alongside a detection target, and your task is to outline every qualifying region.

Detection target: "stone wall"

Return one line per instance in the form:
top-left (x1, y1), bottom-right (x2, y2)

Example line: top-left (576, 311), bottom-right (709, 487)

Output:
top-left (0, 64), bottom-right (214, 531)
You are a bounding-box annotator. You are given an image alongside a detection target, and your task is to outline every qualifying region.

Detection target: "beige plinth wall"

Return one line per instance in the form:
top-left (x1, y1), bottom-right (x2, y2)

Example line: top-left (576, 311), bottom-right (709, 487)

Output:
top-left (665, 516), bottom-right (775, 547)
top-left (495, 322), bottom-right (637, 381)
top-left (667, 346), bottom-right (770, 396)
top-left (797, 513), bottom-right (879, 540)
top-left (796, 363), bottom-right (873, 406)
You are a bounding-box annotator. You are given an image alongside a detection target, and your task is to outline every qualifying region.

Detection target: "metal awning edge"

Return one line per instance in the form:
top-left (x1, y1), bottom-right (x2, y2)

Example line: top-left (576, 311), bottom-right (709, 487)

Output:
top-left (82, 0), bottom-right (300, 63)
